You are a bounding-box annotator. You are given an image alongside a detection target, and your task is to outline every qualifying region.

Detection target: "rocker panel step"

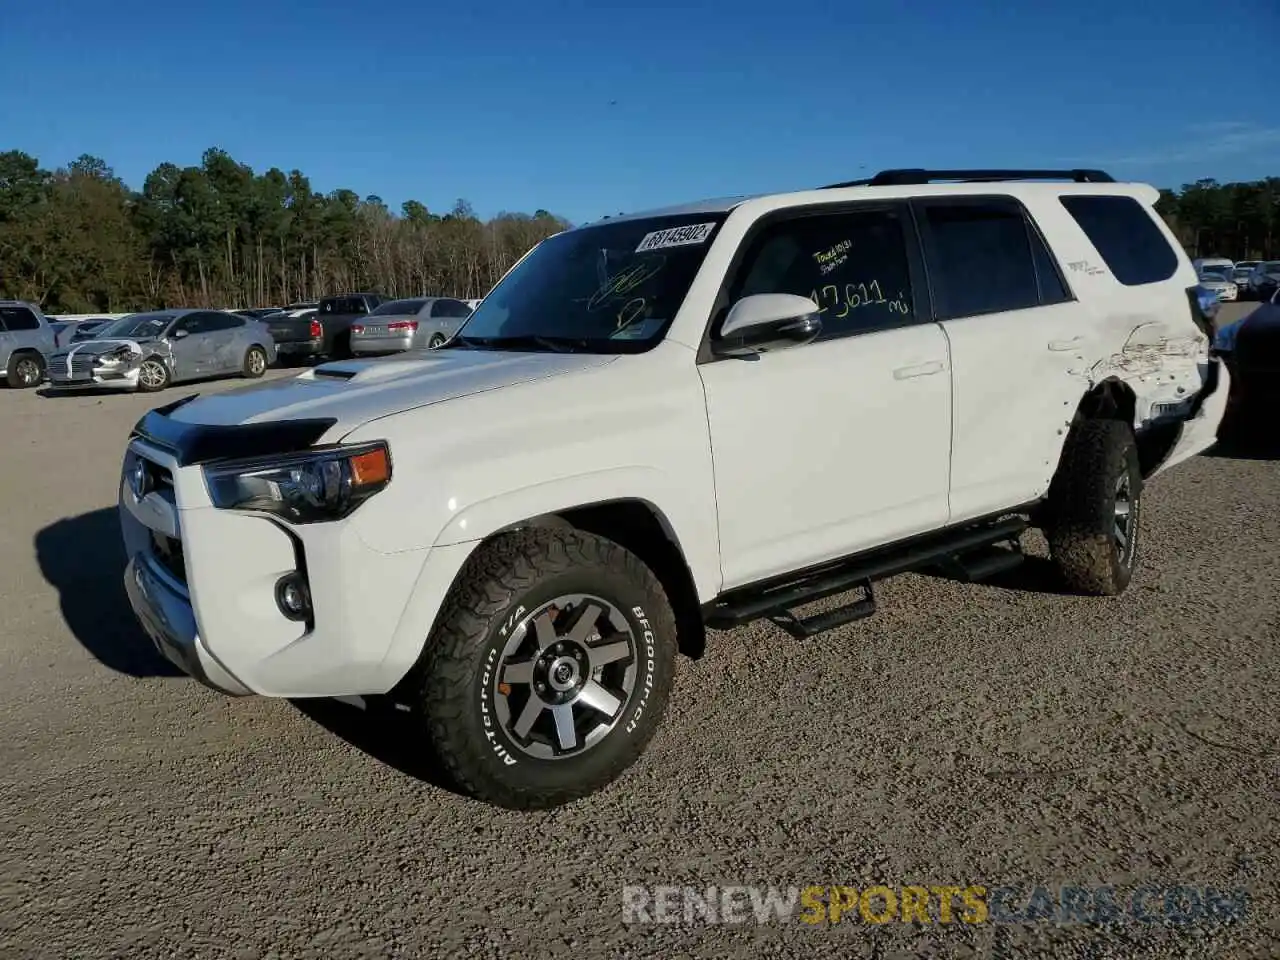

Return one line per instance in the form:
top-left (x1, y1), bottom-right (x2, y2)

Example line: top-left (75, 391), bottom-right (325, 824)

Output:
top-left (704, 515), bottom-right (1028, 630)
top-left (770, 584), bottom-right (877, 639)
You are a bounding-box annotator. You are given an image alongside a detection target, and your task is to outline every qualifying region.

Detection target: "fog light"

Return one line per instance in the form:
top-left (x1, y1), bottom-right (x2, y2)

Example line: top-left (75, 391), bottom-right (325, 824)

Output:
top-left (275, 573), bottom-right (312, 622)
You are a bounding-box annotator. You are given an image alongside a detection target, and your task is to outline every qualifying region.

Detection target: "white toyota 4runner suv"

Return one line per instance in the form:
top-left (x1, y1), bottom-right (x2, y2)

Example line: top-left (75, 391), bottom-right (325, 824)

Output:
top-left (119, 169), bottom-right (1229, 810)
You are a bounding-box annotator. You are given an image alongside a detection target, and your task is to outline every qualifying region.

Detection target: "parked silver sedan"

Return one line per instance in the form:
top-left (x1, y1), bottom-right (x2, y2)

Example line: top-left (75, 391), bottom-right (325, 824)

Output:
top-left (349, 297), bottom-right (473, 355)
top-left (46, 308), bottom-right (277, 392)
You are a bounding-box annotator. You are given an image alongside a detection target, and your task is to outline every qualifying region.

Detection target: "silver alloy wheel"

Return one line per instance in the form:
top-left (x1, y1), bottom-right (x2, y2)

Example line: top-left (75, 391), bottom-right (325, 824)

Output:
top-left (15, 357), bottom-right (41, 386)
top-left (248, 348), bottom-right (266, 374)
top-left (428, 334), bottom-right (445, 349)
top-left (1114, 473), bottom-right (1134, 565)
top-left (492, 593), bottom-right (638, 760)
top-left (139, 360), bottom-right (167, 389)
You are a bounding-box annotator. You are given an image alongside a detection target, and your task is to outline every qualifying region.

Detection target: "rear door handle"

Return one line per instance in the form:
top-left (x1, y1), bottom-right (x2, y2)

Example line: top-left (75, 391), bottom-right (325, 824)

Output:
top-left (893, 360), bottom-right (946, 380)
top-left (1048, 336), bottom-right (1083, 352)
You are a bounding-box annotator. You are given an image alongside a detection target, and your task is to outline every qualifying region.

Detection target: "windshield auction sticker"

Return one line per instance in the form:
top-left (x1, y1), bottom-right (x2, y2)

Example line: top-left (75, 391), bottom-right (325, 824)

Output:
top-left (635, 223), bottom-right (717, 252)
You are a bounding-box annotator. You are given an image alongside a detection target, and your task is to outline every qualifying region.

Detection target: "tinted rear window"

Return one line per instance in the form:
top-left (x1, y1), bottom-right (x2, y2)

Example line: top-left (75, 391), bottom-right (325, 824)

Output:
top-left (370, 298), bottom-right (426, 316)
top-left (920, 201), bottom-right (1041, 318)
top-left (1059, 195), bottom-right (1178, 286)
top-left (0, 306), bottom-right (41, 331)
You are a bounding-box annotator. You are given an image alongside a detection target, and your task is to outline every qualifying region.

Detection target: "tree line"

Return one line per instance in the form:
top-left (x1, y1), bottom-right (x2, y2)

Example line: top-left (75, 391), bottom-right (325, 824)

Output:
top-left (0, 148), bottom-right (570, 313)
top-left (1, 147), bottom-right (1277, 314)
top-left (1156, 177), bottom-right (1280, 261)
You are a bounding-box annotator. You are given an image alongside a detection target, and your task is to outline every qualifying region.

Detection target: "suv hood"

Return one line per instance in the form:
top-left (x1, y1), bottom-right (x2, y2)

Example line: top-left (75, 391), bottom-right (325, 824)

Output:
top-left (164, 349), bottom-right (617, 434)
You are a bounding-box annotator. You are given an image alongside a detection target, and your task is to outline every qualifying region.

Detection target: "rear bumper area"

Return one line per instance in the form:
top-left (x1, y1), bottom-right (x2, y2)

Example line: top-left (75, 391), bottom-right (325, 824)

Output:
top-left (275, 339), bottom-right (326, 357)
top-left (1149, 356), bottom-right (1231, 477)
top-left (352, 335), bottom-right (413, 354)
top-left (124, 553), bottom-right (251, 695)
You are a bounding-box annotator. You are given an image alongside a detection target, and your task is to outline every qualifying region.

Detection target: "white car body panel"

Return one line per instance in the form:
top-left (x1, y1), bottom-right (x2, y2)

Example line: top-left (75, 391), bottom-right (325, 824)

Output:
top-left (698, 322), bottom-right (952, 589)
top-left (117, 177), bottom-right (1230, 700)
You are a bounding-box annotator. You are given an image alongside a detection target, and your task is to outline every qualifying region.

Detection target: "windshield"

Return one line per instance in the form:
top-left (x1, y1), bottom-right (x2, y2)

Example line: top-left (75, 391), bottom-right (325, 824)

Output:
top-left (96, 313), bottom-right (174, 339)
top-left (370, 298), bottom-right (426, 317)
top-left (454, 213), bottom-right (727, 352)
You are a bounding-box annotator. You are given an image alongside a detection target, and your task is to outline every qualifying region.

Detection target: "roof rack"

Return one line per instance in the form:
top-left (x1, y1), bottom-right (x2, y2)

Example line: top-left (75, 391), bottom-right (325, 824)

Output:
top-left (824, 168), bottom-right (1115, 189)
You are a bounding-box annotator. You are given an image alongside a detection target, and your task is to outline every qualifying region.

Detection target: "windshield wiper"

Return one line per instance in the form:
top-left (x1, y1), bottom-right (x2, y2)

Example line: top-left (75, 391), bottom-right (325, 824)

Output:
top-left (454, 334), bottom-right (591, 353)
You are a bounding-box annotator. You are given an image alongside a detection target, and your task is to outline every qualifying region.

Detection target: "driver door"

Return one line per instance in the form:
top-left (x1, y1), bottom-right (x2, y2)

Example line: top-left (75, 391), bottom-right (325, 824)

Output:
top-left (166, 313), bottom-right (209, 380)
top-left (697, 203), bottom-right (954, 589)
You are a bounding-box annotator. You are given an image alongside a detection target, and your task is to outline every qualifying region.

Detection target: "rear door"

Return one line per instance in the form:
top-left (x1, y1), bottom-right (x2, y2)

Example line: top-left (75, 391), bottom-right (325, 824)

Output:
top-left (202, 312), bottom-right (246, 373)
top-left (0, 304), bottom-right (49, 355)
top-left (429, 298), bottom-right (472, 337)
top-left (911, 196), bottom-right (1094, 521)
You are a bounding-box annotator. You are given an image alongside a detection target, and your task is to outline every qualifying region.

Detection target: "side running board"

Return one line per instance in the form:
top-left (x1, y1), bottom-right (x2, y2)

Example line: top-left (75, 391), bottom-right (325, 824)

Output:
top-left (704, 516), bottom-right (1028, 638)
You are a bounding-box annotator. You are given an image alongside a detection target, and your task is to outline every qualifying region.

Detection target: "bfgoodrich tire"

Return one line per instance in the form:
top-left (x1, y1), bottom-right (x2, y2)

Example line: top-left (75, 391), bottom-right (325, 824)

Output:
top-left (1045, 418), bottom-right (1142, 596)
top-left (414, 527), bottom-right (677, 810)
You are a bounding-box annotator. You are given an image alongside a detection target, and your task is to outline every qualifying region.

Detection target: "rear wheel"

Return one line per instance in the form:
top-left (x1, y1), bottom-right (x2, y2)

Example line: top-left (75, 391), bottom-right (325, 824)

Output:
top-left (414, 527), bottom-right (678, 810)
top-left (428, 333), bottom-right (446, 349)
top-left (242, 345), bottom-right (268, 378)
top-left (137, 357), bottom-right (170, 392)
top-left (6, 352), bottom-right (44, 388)
top-left (1045, 419), bottom-right (1142, 596)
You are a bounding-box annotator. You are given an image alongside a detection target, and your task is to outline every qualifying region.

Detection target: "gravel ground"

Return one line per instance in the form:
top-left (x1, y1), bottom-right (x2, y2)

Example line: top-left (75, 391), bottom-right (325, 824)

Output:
top-left (3, 309), bottom-right (1277, 959)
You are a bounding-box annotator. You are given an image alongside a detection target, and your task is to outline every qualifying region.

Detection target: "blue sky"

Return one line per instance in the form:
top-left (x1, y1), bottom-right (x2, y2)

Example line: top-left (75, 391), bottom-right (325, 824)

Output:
top-left (3, 0), bottom-right (1276, 225)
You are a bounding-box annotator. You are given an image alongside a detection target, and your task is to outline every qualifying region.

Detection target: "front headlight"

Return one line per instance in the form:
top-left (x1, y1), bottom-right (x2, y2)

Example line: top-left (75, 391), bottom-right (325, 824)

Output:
top-left (203, 442), bottom-right (392, 523)
top-left (102, 346), bottom-right (133, 362)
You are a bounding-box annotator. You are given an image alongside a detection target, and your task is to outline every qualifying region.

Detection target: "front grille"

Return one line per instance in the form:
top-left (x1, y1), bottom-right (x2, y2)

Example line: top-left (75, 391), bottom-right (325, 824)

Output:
top-left (150, 530), bottom-right (186, 584)
top-left (70, 355), bottom-right (97, 376)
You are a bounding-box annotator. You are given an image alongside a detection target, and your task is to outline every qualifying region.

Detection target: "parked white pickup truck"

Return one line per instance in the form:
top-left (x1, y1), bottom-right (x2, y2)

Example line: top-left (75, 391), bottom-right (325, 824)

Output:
top-left (118, 168), bottom-right (1228, 810)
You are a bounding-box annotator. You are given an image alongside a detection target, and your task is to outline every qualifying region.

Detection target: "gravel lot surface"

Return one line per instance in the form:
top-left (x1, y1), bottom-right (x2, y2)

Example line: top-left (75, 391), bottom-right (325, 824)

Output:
top-left (3, 306), bottom-right (1277, 959)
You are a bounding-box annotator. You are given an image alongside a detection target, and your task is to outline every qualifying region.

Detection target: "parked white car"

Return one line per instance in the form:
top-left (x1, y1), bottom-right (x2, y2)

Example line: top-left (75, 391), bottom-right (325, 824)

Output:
top-left (119, 168), bottom-right (1228, 810)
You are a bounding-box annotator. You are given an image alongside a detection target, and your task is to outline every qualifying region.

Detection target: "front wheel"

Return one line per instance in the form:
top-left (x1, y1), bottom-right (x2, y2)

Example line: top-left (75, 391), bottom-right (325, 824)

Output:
top-left (415, 528), bottom-right (678, 810)
top-left (137, 357), bottom-right (171, 392)
top-left (6, 352), bottom-right (45, 388)
top-left (242, 345), bottom-right (268, 378)
top-left (1045, 419), bottom-right (1142, 596)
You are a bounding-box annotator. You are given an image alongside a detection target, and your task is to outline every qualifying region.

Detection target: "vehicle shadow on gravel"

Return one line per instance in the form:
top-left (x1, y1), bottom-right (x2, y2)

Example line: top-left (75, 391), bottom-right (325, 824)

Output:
top-left (34, 507), bottom-right (183, 678)
top-left (291, 698), bottom-right (465, 797)
top-left (1203, 433), bottom-right (1280, 462)
top-left (920, 556), bottom-right (1080, 596)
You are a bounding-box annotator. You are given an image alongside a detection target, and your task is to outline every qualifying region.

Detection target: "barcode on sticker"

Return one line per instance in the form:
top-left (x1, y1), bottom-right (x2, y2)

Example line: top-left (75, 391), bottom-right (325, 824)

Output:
top-left (635, 222), bottom-right (716, 252)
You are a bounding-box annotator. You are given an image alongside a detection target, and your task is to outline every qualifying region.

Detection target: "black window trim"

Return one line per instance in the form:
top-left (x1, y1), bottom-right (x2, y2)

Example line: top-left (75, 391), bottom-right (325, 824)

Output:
top-left (909, 194), bottom-right (1077, 323)
top-left (695, 200), bottom-right (933, 364)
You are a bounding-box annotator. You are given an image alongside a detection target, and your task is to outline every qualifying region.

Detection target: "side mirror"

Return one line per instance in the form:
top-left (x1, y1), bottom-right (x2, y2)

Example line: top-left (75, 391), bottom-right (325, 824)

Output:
top-left (712, 293), bottom-right (822, 358)
top-left (172, 328), bottom-right (189, 339)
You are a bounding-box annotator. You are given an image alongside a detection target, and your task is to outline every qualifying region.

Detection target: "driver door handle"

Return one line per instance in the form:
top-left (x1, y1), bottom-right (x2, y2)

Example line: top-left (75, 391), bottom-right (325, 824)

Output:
top-left (893, 360), bottom-right (946, 380)
top-left (1048, 336), bottom-right (1083, 352)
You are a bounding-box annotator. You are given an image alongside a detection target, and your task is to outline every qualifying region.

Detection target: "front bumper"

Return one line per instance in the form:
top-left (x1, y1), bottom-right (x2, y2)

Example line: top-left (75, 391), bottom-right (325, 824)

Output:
top-left (117, 435), bottom-right (443, 697)
top-left (124, 553), bottom-right (252, 695)
top-left (48, 364), bottom-right (140, 390)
